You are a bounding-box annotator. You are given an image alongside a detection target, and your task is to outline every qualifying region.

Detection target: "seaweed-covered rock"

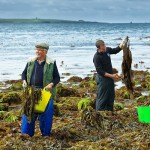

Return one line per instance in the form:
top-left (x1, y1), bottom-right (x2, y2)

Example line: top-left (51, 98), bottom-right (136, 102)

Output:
top-left (54, 125), bottom-right (79, 142)
top-left (115, 87), bottom-right (142, 100)
top-left (5, 79), bottom-right (22, 84)
top-left (136, 95), bottom-right (150, 106)
top-left (0, 103), bottom-right (9, 111)
top-left (57, 83), bottom-right (78, 97)
top-left (123, 91), bottom-right (130, 99)
top-left (0, 111), bottom-right (18, 122)
top-left (54, 103), bottom-right (61, 116)
top-left (142, 81), bottom-right (150, 90)
top-left (79, 80), bottom-right (96, 89)
top-left (58, 97), bottom-right (81, 111)
top-left (0, 93), bottom-right (4, 99)
top-left (0, 92), bottom-right (21, 104)
top-left (114, 102), bottom-right (124, 111)
top-left (67, 76), bottom-right (82, 82)
top-left (133, 70), bottom-right (150, 76)
top-left (136, 95), bottom-right (147, 101)
top-left (82, 76), bottom-right (91, 81)
top-left (62, 72), bottom-right (71, 76)
top-left (9, 82), bottom-right (22, 91)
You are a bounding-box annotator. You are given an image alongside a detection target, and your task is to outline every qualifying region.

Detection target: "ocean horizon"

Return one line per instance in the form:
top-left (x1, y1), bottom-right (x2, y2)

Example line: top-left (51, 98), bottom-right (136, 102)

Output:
top-left (0, 18), bottom-right (149, 24)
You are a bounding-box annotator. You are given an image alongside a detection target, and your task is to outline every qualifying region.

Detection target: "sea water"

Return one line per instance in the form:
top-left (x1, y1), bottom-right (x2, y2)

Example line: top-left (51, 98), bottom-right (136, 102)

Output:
top-left (0, 22), bottom-right (150, 83)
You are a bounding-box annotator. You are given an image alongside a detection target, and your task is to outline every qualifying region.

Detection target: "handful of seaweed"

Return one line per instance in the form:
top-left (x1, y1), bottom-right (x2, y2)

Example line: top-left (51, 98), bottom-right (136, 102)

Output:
top-left (20, 86), bottom-right (42, 122)
top-left (121, 36), bottom-right (134, 94)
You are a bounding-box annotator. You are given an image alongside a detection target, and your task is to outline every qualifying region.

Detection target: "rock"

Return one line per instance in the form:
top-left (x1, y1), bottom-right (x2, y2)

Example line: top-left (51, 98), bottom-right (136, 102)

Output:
top-left (114, 103), bottom-right (124, 111)
top-left (62, 73), bottom-right (71, 76)
top-left (0, 93), bottom-right (4, 99)
top-left (54, 103), bottom-right (61, 116)
top-left (57, 83), bottom-right (78, 97)
top-left (5, 79), bottom-right (22, 84)
top-left (0, 111), bottom-right (18, 122)
top-left (8, 81), bottom-right (22, 91)
top-left (67, 76), bottom-right (82, 82)
top-left (123, 91), bottom-right (130, 99)
top-left (82, 77), bottom-right (91, 81)
top-left (0, 92), bottom-right (21, 105)
top-left (143, 36), bottom-right (150, 39)
top-left (79, 80), bottom-right (96, 89)
top-left (114, 38), bottom-right (122, 40)
top-left (0, 103), bottom-right (9, 111)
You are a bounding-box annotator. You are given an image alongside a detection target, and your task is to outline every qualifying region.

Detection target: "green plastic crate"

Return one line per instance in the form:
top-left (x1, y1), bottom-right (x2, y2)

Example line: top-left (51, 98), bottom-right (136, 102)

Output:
top-left (137, 106), bottom-right (150, 123)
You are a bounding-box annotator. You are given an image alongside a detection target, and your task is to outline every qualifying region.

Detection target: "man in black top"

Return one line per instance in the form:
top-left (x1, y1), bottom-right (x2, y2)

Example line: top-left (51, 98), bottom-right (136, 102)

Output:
top-left (93, 39), bottom-right (125, 111)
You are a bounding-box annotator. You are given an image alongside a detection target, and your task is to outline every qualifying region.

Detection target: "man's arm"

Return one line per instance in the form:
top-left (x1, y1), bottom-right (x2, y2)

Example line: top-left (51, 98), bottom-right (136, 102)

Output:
top-left (22, 63), bottom-right (28, 81)
top-left (93, 54), bottom-right (105, 77)
top-left (52, 61), bottom-right (60, 86)
top-left (46, 61), bottom-right (60, 91)
top-left (107, 46), bottom-right (122, 54)
top-left (22, 63), bottom-right (28, 87)
top-left (104, 72), bottom-right (121, 81)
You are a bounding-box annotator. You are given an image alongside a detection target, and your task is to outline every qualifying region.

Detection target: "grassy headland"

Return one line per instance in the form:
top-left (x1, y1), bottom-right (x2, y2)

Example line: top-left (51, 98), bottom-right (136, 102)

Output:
top-left (0, 18), bottom-right (100, 23)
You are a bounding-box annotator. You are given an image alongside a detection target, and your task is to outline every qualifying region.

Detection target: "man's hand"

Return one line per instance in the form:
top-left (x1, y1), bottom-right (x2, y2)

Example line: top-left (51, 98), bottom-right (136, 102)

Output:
top-left (119, 37), bottom-right (128, 49)
top-left (22, 80), bottom-right (27, 88)
top-left (104, 73), bottom-right (122, 81)
top-left (45, 83), bottom-right (54, 91)
top-left (111, 74), bottom-right (122, 81)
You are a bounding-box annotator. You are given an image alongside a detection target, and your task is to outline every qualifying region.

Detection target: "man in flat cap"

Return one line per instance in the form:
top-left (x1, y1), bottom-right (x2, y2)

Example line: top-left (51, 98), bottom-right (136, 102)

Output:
top-left (93, 38), bottom-right (126, 111)
top-left (21, 43), bottom-right (60, 137)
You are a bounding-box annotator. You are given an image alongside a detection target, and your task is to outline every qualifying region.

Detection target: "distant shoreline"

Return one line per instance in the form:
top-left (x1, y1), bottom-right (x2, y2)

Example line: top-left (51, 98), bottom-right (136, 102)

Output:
top-left (0, 19), bottom-right (149, 24)
top-left (0, 18), bottom-right (101, 24)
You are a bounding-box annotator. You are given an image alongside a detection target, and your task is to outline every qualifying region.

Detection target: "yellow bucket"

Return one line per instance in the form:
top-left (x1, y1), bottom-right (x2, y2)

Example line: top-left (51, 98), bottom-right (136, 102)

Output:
top-left (34, 88), bottom-right (51, 113)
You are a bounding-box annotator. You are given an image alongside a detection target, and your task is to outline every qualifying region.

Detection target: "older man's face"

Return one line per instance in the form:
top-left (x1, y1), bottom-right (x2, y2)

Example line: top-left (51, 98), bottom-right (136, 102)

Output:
top-left (35, 47), bottom-right (47, 58)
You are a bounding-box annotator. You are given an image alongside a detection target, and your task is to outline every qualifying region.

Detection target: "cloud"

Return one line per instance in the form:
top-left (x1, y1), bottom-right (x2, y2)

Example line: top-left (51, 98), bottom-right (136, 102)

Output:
top-left (0, 0), bottom-right (149, 22)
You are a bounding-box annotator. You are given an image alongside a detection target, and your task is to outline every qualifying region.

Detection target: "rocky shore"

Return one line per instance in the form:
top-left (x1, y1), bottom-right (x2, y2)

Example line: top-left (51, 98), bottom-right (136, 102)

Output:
top-left (0, 70), bottom-right (150, 149)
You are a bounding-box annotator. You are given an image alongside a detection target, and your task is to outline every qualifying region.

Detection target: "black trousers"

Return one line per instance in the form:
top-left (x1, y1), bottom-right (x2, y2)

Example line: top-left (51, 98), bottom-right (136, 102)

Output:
top-left (96, 74), bottom-right (115, 111)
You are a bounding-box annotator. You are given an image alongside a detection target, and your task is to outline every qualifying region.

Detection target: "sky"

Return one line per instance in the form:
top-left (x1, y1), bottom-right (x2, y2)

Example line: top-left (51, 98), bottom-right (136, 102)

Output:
top-left (0, 0), bottom-right (150, 23)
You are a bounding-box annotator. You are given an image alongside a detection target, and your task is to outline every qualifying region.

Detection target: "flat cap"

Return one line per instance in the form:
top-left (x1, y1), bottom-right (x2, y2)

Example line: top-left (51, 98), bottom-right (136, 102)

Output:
top-left (95, 40), bottom-right (105, 48)
top-left (35, 43), bottom-right (49, 50)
